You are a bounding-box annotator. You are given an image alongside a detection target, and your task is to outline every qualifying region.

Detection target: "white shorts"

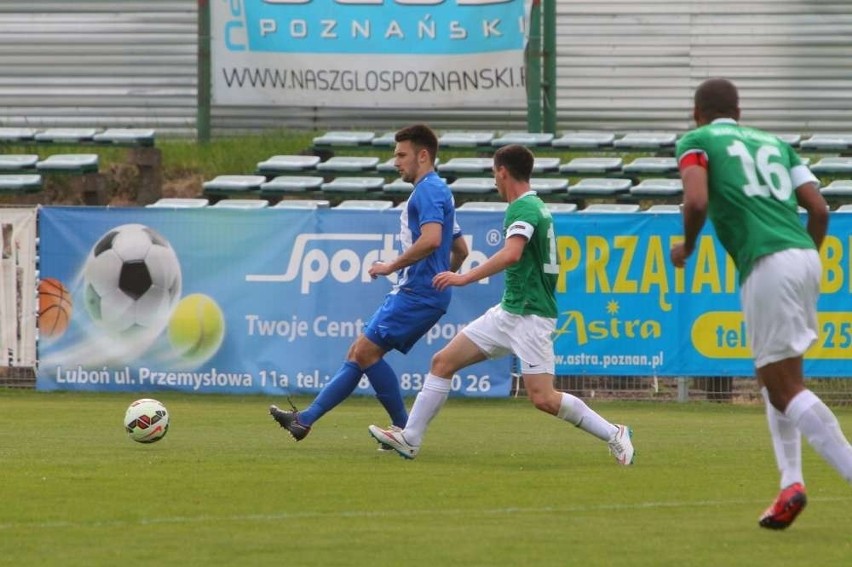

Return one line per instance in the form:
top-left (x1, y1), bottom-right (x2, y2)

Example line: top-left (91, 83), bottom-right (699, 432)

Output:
top-left (461, 304), bottom-right (556, 374)
top-left (740, 248), bottom-right (820, 368)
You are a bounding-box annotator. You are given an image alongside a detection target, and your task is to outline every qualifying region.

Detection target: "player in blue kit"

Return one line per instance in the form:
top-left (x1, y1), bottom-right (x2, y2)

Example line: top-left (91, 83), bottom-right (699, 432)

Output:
top-left (269, 124), bottom-right (469, 444)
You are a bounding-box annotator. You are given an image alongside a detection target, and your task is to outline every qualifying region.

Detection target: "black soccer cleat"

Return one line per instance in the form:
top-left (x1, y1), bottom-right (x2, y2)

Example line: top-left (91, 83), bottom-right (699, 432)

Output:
top-left (269, 404), bottom-right (311, 441)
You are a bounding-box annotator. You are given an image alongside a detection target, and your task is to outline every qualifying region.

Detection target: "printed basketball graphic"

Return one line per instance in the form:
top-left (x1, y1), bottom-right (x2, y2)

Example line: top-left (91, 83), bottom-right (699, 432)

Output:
top-left (38, 277), bottom-right (72, 338)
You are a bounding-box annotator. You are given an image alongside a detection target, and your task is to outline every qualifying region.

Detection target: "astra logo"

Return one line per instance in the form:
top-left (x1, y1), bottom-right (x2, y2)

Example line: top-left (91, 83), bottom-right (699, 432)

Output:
top-left (245, 233), bottom-right (489, 293)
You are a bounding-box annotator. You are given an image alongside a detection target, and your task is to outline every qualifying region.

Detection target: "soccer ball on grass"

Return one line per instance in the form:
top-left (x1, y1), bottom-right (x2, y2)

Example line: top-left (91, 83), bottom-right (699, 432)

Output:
top-left (124, 398), bottom-right (170, 443)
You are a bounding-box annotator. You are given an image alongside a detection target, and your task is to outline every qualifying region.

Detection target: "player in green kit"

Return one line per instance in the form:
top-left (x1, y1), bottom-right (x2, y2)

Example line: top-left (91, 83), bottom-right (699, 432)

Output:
top-left (671, 78), bottom-right (852, 530)
top-left (369, 144), bottom-right (635, 465)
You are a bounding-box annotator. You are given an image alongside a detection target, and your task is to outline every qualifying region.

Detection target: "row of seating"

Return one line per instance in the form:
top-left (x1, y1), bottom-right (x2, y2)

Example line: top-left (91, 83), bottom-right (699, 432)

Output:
top-left (253, 154), bottom-right (852, 179)
top-left (312, 130), bottom-right (852, 153)
top-left (148, 197), bottom-right (852, 214)
top-left (0, 128), bottom-right (156, 147)
top-left (200, 174), bottom-right (852, 203)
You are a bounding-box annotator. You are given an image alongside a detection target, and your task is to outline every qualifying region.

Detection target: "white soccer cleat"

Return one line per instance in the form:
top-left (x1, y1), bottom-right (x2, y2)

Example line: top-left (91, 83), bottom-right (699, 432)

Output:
top-left (377, 425), bottom-right (402, 452)
top-left (368, 424), bottom-right (419, 459)
top-left (608, 424), bottom-right (635, 465)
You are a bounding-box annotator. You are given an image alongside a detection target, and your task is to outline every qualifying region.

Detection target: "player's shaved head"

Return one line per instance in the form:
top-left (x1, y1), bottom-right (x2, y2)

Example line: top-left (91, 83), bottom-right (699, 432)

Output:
top-left (693, 78), bottom-right (740, 125)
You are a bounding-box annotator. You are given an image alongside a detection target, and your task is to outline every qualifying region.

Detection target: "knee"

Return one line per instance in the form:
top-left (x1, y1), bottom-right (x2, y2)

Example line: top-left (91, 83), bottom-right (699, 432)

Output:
top-left (430, 349), bottom-right (455, 378)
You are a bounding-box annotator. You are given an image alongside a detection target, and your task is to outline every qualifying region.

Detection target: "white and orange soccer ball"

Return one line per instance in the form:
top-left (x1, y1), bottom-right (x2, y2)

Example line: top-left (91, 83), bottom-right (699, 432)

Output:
top-left (124, 398), bottom-right (170, 443)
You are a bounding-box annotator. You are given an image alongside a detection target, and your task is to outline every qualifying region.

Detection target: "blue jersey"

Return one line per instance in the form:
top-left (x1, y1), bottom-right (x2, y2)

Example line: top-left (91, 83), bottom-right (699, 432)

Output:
top-left (395, 171), bottom-right (461, 310)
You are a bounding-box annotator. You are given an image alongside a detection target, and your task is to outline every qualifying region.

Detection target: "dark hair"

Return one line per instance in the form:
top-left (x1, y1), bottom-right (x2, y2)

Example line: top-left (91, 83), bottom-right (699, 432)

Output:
top-left (694, 78), bottom-right (739, 122)
top-left (493, 144), bottom-right (534, 182)
top-left (395, 124), bottom-right (438, 162)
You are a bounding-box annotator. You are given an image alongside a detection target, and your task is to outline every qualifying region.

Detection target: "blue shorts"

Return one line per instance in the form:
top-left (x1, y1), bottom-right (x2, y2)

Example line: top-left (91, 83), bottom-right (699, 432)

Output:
top-left (363, 291), bottom-right (446, 354)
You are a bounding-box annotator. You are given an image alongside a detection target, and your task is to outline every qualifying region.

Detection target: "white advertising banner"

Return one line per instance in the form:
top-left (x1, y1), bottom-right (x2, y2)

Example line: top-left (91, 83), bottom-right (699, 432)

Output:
top-left (212, 0), bottom-right (529, 108)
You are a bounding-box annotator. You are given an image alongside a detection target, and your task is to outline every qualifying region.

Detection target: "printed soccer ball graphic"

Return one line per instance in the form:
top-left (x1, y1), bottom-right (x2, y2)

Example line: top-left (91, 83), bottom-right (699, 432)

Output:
top-left (124, 398), bottom-right (170, 444)
top-left (83, 224), bottom-right (182, 335)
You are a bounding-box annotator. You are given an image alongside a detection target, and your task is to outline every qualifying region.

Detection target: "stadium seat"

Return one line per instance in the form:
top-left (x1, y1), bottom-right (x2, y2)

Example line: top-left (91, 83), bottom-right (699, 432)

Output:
top-left (0, 154), bottom-right (38, 172)
top-left (316, 156), bottom-right (380, 173)
top-left (835, 204), bottom-right (852, 213)
top-left (530, 178), bottom-right (569, 196)
top-left (449, 178), bottom-right (496, 196)
top-left (312, 131), bottom-right (375, 147)
top-left (34, 128), bottom-right (99, 144)
top-left (336, 199), bottom-right (393, 211)
top-left (438, 157), bottom-right (493, 175)
top-left (567, 178), bottom-right (632, 198)
top-left (0, 128), bottom-right (37, 143)
top-left (457, 201), bottom-right (508, 212)
top-left (92, 128), bottom-right (156, 147)
top-left (146, 197), bottom-right (209, 208)
top-left (645, 204), bottom-right (681, 213)
top-left (260, 176), bottom-right (324, 196)
top-left (212, 199), bottom-right (269, 209)
top-left (810, 157), bottom-right (852, 176)
top-left (580, 203), bottom-right (641, 213)
top-left (800, 134), bottom-right (852, 152)
top-left (559, 157), bottom-right (623, 175)
top-left (371, 131), bottom-right (397, 147)
top-left (256, 155), bottom-right (320, 175)
top-left (202, 174), bottom-right (265, 198)
top-left (551, 132), bottom-right (615, 149)
top-left (382, 178), bottom-right (415, 196)
top-left (36, 154), bottom-right (99, 173)
top-left (491, 132), bottom-right (554, 147)
top-left (321, 176), bottom-right (385, 193)
top-left (629, 178), bottom-right (683, 198)
top-left (546, 202), bottom-right (578, 213)
top-left (438, 131), bottom-right (495, 148)
top-left (532, 157), bottom-right (561, 174)
top-left (821, 179), bottom-right (852, 198)
top-left (614, 132), bottom-right (677, 152)
top-left (622, 157), bottom-right (679, 176)
top-left (272, 199), bottom-right (330, 209)
top-left (0, 174), bottom-right (42, 193)
top-left (774, 133), bottom-right (802, 147)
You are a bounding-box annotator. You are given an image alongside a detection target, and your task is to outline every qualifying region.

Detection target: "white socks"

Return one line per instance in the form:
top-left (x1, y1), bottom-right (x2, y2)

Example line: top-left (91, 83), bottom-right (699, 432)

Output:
top-left (403, 373), bottom-right (451, 447)
top-left (784, 389), bottom-right (852, 484)
top-left (761, 387), bottom-right (803, 488)
top-left (556, 393), bottom-right (618, 441)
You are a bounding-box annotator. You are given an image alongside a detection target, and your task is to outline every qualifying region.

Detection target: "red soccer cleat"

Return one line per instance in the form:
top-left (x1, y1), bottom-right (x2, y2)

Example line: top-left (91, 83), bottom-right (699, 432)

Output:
top-left (759, 482), bottom-right (807, 530)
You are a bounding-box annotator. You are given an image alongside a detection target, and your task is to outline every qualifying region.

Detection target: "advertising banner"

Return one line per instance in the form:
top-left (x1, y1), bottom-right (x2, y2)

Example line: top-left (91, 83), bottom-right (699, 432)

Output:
top-left (553, 212), bottom-right (852, 377)
top-left (211, 0), bottom-right (529, 107)
top-left (36, 207), bottom-right (511, 396)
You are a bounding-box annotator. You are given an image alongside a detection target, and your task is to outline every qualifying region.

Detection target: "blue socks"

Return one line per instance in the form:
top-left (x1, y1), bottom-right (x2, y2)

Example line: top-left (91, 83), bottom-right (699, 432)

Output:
top-left (298, 361), bottom-right (362, 426)
top-left (365, 359), bottom-right (408, 428)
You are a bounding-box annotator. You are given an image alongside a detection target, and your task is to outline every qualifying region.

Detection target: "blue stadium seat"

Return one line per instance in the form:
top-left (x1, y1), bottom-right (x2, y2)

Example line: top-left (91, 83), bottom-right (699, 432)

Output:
top-left (551, 132), bottom-right (615, 150)
top-left (146, 197), bottom-right (209, 208)
top-left (256, 155), bottom-right (320, 175)
top-left (559, 157), bottom-right (623, 176)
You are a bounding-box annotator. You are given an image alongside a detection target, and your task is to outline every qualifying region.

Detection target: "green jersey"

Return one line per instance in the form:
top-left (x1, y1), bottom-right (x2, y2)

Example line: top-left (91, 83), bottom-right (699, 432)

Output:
top-left (501, 192), bottom-right (559, 318)
top-left (676, 118), bottom-right (818, 283)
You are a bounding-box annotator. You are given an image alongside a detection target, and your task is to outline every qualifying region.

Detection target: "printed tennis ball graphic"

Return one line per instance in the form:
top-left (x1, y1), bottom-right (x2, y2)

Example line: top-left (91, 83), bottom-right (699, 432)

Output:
top-left (168, 293), bottom-right (225, 363)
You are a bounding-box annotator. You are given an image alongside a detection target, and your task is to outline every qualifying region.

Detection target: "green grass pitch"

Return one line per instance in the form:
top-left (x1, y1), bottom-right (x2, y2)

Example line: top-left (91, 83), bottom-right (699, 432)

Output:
top-left (1, 389), bottom-right (851, 566)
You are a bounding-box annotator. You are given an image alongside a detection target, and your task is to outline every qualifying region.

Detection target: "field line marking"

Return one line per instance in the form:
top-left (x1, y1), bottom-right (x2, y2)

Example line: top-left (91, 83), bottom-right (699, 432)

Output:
top-left (2, 496), bottom-right (851, 531)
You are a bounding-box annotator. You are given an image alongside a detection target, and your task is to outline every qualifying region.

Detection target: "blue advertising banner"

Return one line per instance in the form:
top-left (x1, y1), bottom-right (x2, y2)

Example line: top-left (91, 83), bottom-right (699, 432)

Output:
top-left (553, 212), bottom-right (852, 377)
top-left (36, 207), bottom-right (511, 396)
top-left (212, 0), bottom-right (529, 107)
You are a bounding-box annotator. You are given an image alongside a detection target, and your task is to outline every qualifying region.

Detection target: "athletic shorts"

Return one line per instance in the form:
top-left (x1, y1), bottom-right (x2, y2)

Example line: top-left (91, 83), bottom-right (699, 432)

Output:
top-left (740, 248), bottom-right (820, 368)
top-left (461, 304), bottom-right (556, 375)
top-left (363, 291), bottom-right (446, 354)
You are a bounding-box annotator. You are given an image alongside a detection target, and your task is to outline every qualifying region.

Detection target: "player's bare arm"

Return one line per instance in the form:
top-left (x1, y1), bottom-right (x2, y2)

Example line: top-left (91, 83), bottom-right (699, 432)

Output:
top-left (795, 181), bottom-right (829, 249)
top-left (671, 164), bottom-right (709, 268)
top-left (449, 234), bottom-right (469, 273)
top-left (433, 235), bottom-right (525, 291)
top-left (369, 222), bottom-right (442, 278)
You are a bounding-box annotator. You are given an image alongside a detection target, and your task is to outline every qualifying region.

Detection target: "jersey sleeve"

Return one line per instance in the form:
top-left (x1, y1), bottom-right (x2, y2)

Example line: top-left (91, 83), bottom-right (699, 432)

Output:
top-left (505, 200), bottom-right (537, 240)
top-left (782, 143), bottom-right (820, 189)
top-left (412, 182), bottom-right (448, 226)
top-left (676, 129), bottom-right (708, 171)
